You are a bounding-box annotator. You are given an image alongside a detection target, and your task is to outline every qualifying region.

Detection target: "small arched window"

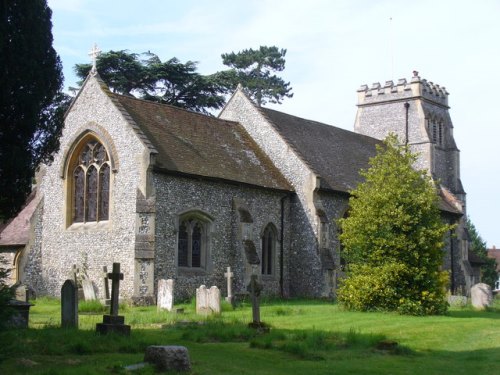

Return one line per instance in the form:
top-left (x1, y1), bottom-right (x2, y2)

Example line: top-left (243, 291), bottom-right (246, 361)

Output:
top-left (177, 212), bottom-right (212, 269)
top-left (261, 224), bottom-right (277, 276)
top-left (70, 139), bottom-right (110, 223)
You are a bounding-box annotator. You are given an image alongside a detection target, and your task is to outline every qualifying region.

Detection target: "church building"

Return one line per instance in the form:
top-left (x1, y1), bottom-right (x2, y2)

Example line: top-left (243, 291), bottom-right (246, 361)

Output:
top-left (0, 70), bottom-right (476, 302)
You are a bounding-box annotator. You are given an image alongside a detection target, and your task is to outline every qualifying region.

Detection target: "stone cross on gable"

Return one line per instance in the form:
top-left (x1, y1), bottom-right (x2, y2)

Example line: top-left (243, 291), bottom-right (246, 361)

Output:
top-left (108, 262), bottom-right (123, 316)
top-left (224, 266), bottom-right (234, 303)
top-left (88, 43), bottom-right (101, 75)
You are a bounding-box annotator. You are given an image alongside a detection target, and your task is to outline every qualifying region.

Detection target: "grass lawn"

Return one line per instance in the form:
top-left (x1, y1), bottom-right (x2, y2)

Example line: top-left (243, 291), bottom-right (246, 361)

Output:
top-left (1, 297), bottom-right (499, 374)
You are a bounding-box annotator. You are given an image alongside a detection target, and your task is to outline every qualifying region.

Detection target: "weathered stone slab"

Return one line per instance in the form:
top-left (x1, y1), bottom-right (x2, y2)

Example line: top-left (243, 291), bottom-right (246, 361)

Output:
top-left (196, 285), bottom-right (221, 315)
top-left (61, 279), bottom-right (78, 328)
top-left (157, 279), bottom-right (174, 312)
top-left (471, 283), bottom-right (493, 309)
top-left (81, 279), bottom-right (96, 301)
top-left (196, 285), bottom-right (209, 314)
top-left (144, 345), bottom-right (191, 372)
top-left (208, 286), bottom-right (221, 314)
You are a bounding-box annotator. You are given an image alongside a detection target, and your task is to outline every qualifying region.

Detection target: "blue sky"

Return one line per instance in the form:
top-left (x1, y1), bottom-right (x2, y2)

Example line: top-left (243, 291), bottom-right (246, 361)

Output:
top-left (47, 0), bottom-right (500, 247)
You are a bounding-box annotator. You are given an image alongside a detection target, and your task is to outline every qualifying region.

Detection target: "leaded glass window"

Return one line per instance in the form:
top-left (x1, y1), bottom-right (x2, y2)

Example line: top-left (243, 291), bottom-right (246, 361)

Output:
top-left (71, 139), bottom-right (110, 223)
top-left (177, 216), bottom-right (209, 269)
top-left (261, 225), bottom-right (276, 275)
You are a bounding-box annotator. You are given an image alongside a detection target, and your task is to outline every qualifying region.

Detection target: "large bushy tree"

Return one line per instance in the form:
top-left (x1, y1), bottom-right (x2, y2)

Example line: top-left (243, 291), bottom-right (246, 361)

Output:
top-left (466, 217), bottom-right (497, 287)
top-left (75, 51), bottom-right (226, 115)
top-left (74, 46), bottom-right (293, 113)
top-left (215, 46), bottom-right (293, 106)
top-left (338, 135), bottom-right (451, 315)
top-left (0, 0), bottom-right (68, 222)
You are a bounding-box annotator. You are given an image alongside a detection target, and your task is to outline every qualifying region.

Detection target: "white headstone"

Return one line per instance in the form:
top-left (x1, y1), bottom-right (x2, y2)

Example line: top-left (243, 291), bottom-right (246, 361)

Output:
top-left (224, 267), bottom-right (234, 303)
top-left (471, 283), bottom-right (493, 309)
top-left (81, 279), bottom-right (96, 301)
top-left (196, 285), bottom-right (209, 314)
top-left (157, 279), bottom-right (174, 312)
top-left (208, 286), bottom-right (221, 314)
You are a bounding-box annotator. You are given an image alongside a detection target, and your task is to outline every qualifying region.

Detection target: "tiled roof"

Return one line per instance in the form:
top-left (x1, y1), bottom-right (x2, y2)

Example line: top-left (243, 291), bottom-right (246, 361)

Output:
top-left (258, 107), bottom-right (380, 193)
top-left (111, 94), bottom-right (292, 192)
top-left (0, 192), bottom-right (40, 247)
top-left (258, 107), bottom-right (463, 215)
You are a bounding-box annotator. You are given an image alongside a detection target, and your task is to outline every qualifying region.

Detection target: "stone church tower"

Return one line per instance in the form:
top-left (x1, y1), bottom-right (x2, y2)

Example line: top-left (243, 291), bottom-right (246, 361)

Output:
top-left (354, 72), bottom-right (473, 293)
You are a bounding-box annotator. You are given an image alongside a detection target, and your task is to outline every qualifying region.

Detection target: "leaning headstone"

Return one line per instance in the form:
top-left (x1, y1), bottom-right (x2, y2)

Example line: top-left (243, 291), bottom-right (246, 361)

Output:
top-left (144, 346), bottom-right (191, 372)
top-left (471, 283), bottom-right (493, 310)
top-left (96, 262), bottom-right (131, 335)
top-left (61, 279), bottom-right (78, 328)
top-left (224, 267), bottom-right (234, 304)
top-left (157, 279), bottom-right (174, 312)
top-left (81, 279), bottom-right (96, 301)
top-left (208, 286), bottom-right (221, 314)
top-left (196, 285), bottom-right (209, 314)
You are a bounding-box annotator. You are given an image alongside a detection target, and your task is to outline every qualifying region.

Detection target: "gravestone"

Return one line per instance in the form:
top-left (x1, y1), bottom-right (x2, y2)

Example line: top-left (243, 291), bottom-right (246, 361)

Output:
top-left (81, 279), bottom-right (96, 301)
top-left (102, 266), bottom-right (110, 305)
top-left (247, 274), bottom-right (266, 329)
top-left (196, 285), bottom-right (209, 314)
top-left (471, 283), bottom-right (493, 310)
top-left (96, 262), bottom-right (131, 335)
top-left (144, 346), bottom-right (191, 372)
top-left (14, 283), bottom-right (27, 302)
top-left (224, 267), bottom-right (234, 304)
top-left (196, 285), bottom-right (221, 315)
top-left (61, 279), bottom-right (78, 328)
top-left (208, 286), bottom-right (221, 314)
top-left (157, 279), bottom-right (174, 312)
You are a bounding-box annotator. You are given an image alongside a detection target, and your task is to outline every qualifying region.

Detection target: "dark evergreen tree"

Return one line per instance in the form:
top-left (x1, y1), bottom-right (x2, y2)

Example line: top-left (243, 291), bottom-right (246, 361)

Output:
top-left (466, 217), bottom-right (497, 288)
top-left (338, 135), bottom-right (451, 315)
top-left (215, 46), bottom-right (293, 106)
top-left (75, 51), bottom-right (226, 115)
top-left (0, 0), bottom-right (67, 222)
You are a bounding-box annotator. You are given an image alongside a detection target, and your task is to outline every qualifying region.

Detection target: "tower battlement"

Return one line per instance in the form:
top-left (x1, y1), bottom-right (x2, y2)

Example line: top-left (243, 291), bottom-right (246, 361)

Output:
top-left (357, 72), bottom-right (449, 107)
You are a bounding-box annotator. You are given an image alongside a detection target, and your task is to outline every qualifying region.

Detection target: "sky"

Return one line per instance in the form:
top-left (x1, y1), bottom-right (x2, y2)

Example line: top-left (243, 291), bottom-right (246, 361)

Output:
top-left (47, 0), bottom-right (499, 247)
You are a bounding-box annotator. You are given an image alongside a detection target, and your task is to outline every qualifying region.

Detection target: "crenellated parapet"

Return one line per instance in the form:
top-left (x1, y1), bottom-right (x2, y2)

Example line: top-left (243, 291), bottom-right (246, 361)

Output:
top-left (357, 71), bottom-right (449, 107)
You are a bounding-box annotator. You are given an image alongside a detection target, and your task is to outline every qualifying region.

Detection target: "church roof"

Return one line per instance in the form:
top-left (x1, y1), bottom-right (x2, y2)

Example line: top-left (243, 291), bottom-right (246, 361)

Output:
top-left (111, 94), bottom-right (292, 192)
top-left (257, 107), bottom-right (380, 193)
top-left (0, 192), bottom-right (40, 247)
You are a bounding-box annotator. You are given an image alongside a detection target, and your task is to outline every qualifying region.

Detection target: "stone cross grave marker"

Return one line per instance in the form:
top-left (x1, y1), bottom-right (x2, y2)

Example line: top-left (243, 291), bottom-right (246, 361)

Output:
top-left (224, 267), bottom-right (234, 304)
top-left (61, 279), bottom-right (78, 328)
top-left (108, 262), bottom-right (123, 316)
top-left (157, 279), bottom-right (174, 312)
top-left (96, 262), bottom-right (130, 335)
top-left (247, 274), bottom-right (263, 325)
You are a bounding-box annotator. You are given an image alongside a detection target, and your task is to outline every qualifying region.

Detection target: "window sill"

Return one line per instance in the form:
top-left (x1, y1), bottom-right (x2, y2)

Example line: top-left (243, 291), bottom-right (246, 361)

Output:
top-left (67, 220), bottom-right (110, 231)
top-left (177, 267), bottom-right (207, 277)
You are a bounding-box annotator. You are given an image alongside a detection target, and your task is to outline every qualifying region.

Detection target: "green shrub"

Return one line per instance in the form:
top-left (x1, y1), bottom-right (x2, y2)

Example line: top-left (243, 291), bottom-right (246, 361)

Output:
top-left (338, 263), bottom-right (448, 315)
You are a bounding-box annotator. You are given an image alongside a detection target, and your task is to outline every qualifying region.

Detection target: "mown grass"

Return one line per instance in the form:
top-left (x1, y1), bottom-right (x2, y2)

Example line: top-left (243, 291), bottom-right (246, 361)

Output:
top-left (0, 297), bottom-right (499, 374)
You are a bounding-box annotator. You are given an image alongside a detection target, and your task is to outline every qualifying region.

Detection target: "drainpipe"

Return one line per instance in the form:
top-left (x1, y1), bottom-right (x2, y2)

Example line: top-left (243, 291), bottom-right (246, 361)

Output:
top-left (279, 194), bottom-right (287, 297)
top-left (404, 102), bottom-right (410, 146)
top-left (449, 222), bottom-right (456, 293)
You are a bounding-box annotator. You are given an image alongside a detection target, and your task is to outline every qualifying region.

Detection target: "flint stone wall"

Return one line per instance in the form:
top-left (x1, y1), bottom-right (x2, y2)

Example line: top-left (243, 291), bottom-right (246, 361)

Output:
top-left (220, 91), bottom-right (324, 297)
top-left (153, 173), bottom-right (290, 301)
top-left (25, 77), bottom-right (149, 299)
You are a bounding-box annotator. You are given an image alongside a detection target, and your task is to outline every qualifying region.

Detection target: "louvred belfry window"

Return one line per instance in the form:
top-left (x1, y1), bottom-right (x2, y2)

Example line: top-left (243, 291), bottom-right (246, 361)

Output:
top-left (72, 140), bottom-right (110, 223)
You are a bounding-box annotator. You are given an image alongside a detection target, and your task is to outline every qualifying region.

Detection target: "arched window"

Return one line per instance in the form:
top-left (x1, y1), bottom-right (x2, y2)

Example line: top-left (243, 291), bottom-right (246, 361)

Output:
top-left (70, 139), bottom-right (110, 223)
top-left (261, 224), bottom-right (276, 276)
top-left (177, 212), bottom-right (212, 269)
